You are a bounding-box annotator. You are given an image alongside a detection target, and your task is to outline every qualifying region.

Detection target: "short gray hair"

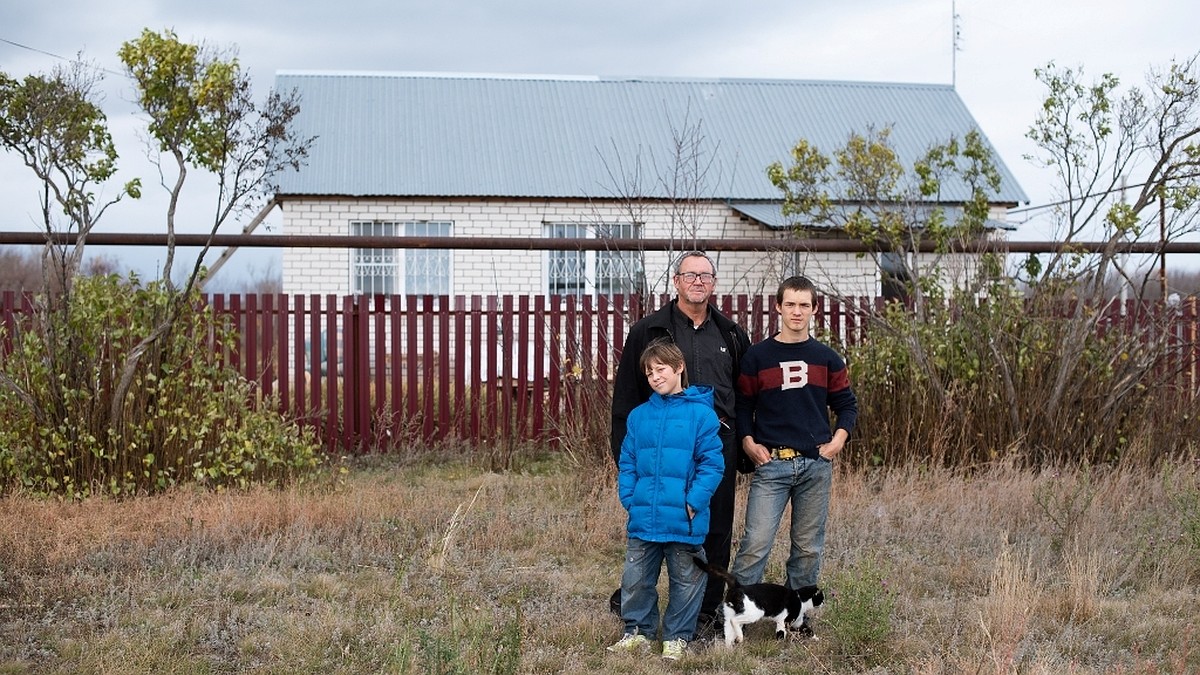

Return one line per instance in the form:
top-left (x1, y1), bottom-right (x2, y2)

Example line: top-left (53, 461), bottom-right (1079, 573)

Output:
top-left (673, 251), bottom-right (717, 276)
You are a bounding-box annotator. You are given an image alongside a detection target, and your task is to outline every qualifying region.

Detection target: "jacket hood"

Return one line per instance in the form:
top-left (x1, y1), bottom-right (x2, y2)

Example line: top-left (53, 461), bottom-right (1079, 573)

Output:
top-left (649, 384), bottom-right (714, 409)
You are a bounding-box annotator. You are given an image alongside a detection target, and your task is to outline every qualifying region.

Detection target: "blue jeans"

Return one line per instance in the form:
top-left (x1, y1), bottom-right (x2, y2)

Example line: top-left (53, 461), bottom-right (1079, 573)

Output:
top-left (731, 455), bottom-right (832, 589)
top-left (620, 538), bottom-right (707, 641)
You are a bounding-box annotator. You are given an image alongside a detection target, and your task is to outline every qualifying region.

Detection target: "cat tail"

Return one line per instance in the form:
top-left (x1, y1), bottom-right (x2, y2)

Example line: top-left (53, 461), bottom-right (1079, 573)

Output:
top-left (690, 555), bottom-right (739, 589)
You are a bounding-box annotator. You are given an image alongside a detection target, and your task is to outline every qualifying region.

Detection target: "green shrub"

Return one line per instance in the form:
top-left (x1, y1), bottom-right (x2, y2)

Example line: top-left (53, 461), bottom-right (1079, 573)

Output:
top-left (846, 287), bottom-right (1200, 469)
top-left (823, 555), bottom-right (897, 670)
top-left (0, 275), bottom-right (321, 497)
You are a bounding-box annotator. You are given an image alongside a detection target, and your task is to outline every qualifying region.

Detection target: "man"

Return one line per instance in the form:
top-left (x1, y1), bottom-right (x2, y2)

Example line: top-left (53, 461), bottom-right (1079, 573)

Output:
top-left (731, 275), bottom-right (857, 595)
top-left (609, 250), bottom-right (751, 634)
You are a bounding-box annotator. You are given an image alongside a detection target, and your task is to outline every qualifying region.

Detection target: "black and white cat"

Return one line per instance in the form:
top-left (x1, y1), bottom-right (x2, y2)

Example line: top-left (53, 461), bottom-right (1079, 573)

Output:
top-left (692, 556), bottom-right (824, 647)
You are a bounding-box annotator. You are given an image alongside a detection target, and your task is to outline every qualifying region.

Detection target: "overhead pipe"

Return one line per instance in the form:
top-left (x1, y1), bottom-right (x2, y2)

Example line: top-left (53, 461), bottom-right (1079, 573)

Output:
top-left (3, 231), bottom-right (1200, 254)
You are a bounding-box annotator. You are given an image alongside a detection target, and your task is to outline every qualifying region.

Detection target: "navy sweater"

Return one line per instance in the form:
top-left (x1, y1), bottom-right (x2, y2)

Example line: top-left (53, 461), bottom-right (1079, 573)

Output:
top-left (735, 336), bottom-right (858, 459)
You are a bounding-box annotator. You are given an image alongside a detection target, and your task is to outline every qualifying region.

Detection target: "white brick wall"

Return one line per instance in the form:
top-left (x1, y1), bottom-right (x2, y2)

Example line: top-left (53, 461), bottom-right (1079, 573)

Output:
top-left (280, 197), bottom-right (887, 298)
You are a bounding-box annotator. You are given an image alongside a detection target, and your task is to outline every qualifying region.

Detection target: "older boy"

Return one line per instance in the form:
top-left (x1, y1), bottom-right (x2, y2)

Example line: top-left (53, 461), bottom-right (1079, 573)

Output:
top-left (732, 276), bottom-right (858, 594)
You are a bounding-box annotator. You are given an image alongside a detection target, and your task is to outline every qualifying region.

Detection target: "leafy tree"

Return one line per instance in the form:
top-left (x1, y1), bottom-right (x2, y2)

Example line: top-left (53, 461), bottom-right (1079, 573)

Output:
top-left (1024, 57), bottom-right (1200, 289)
top-left (106, 28), bottom-right (313, 428)
top-left (768, 126), bottom-right (1005, 430)
top-left (1021, 58), bottom-right (1200, 441)
top-left (768, 56), bottom-right (1200, 467)
top-left (0, 59), bottom-right (140, 296)
top-left (768, 126), bottom-right (1003, 304)
top-left (117, 28), bottom-right (312, 290)
top-left (0, 30), bottom-right (318, 495)
top-left (0, 59), bottom-right (141, 444)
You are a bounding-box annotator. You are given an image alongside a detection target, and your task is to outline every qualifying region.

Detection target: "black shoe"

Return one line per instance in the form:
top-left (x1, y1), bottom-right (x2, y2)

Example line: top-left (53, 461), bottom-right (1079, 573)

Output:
top-left (609, 588), bottom-right (621, 616)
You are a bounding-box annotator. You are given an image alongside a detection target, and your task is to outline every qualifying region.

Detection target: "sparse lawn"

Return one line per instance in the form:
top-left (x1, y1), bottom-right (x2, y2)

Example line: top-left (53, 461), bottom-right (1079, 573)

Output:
top-left (1, 452), bottom-right (1197, 674)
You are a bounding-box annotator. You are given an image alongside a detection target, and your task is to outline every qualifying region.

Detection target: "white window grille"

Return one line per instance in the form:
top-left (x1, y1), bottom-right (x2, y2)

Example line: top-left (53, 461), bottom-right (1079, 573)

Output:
top-left (404, 221), bottom-right (452, 295)
top-left (351, 220), bottom-right (452, 295)
top-left (352, 221), bottom-right (398, 295)
top-left (546, 222), bottom-right (642, 296)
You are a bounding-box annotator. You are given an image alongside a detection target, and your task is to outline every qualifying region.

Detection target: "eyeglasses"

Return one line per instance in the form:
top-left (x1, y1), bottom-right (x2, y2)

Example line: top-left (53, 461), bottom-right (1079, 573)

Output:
top-left (676, 271), bottom-right (716, 284)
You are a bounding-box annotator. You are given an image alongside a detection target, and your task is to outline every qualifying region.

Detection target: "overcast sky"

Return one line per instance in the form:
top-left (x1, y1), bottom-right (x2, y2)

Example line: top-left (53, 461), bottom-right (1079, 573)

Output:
top-left (3, 0), bottom-right (1199, 283)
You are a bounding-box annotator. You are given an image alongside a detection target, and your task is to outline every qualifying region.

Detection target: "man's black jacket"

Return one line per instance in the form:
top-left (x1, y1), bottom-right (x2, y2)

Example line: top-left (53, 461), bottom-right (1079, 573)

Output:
top-left (609, 299), bottom-right (751, 465)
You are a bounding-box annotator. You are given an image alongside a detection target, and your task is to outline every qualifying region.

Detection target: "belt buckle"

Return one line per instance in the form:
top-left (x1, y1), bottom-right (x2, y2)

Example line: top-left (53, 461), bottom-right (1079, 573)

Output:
top-left (775, 447), bottom-right (798, 460)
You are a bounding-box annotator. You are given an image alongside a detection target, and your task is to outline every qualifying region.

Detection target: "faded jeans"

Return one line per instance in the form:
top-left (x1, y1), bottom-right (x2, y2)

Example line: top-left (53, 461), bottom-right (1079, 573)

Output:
top-left (620, 537), bottom-right (707, 641)
top-left (731, 455), bottom-right (832, 589)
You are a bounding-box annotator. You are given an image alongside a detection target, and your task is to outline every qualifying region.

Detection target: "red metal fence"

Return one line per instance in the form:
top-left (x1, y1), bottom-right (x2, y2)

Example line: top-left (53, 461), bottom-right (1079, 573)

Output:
top-left (1, 292), bottom-right (1197, 451)
top-left (198, 293), bottom-right (809, 451)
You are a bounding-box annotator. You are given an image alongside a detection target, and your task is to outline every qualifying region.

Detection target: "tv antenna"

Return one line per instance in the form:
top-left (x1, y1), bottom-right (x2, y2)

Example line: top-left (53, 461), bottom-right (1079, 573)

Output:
top-left (952, 1), bottom-right (962, 88)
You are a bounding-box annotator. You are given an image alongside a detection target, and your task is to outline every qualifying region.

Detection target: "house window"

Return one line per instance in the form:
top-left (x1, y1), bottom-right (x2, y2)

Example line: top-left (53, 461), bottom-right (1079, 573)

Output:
top-left (351, 220), bottom-right (452, 295)
top-left (546, 222), bottom-right (642, 296)
top-left (351, 221), bottom-right (398, 295)
top-left (880, 251), bottom-right (911, 303)
top-left (403, 220), bottom-right (452, 295)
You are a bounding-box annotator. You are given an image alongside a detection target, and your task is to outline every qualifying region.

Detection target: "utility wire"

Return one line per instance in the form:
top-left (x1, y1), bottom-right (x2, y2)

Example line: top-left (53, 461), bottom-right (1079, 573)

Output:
top-left (1007, 170), bottom-right (1200, 222)
top-left (0, 36), bottom-right (126, 77)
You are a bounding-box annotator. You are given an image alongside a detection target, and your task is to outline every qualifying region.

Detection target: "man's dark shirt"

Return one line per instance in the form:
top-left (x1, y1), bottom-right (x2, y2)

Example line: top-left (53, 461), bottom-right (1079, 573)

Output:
top-left (670, 305), bottom-right (736, 422)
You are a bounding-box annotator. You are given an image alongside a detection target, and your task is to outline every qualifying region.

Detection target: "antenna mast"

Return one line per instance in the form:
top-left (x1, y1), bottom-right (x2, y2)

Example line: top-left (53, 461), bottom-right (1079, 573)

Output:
top-left (952, 1), bottom-right (962, 88)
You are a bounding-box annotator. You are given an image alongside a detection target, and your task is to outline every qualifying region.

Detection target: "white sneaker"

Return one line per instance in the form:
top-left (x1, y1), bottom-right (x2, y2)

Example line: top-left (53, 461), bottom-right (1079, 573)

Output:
top-left (661, 638), bottom-right (687, 660)
top-left (607, 632), bottom-right (649, 653)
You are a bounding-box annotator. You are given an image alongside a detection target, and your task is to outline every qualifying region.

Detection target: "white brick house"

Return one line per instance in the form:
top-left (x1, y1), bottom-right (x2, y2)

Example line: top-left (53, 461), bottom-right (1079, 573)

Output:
top-left (274, 72), bottom-right (1028, 299)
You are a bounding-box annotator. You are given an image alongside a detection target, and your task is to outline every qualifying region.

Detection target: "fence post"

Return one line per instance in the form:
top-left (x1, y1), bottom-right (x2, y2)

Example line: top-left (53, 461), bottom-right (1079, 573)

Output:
top-left (533, 295), bottom-right (547, 440)
top-left (373, 295), bottom-right (387, 432)
top-left (547, 296), bottom-right (562, 444)
top-left (515, 295), bottom-right (531, 439)
top-left (307, 294), bottom-right (322, 426)
top-left (324, 295), bottom-right (339, 450)
top-left (422, 295), bottom-right (436, 442)
top-left (245, 294), bottom-right (259, 389)
top-left (0, 291), bottom-right (15, 361)
top-left (469, 295), bottom-right (482, 441)
top-left (388, 294), bottom-right (403, 438)
top-left (1188, 297), bottom-right (1199, 395)
top-left (290, 294), bottom-right (304, 414)
top-left (453, 295), bottom-right (467, 440)
top-left (485, 296), bottom-right (500, 440)
top-left (437, 295), bottom-right (451, 441)
top-left (500, 294), bottom-right (515, 440)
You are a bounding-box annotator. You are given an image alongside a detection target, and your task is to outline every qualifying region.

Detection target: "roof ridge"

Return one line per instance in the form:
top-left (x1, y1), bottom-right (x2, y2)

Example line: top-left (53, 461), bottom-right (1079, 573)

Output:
top-left (274, 69), bottom-right (953, 90)
top-left (275, 69), bottom-right (600, 81)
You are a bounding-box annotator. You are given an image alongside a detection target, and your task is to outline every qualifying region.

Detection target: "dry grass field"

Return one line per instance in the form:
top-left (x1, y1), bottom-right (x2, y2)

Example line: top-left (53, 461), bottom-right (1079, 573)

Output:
top-left (1, 451), bottom-right (1197, 674)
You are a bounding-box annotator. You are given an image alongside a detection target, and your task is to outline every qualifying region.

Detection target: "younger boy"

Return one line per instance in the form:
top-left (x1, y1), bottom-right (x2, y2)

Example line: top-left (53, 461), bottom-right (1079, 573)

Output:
top-left (607, 338), bottom-right (725, 661)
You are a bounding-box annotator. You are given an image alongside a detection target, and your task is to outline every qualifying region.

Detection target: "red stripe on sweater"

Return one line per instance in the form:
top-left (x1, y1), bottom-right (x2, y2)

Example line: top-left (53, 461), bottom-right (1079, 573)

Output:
top-left (741, 363), bottom-right (831, 392)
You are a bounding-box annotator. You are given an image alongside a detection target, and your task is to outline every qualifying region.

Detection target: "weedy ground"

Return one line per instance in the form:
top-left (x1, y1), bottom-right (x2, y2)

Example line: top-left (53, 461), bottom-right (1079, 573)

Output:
top-left (1, 451), bottom-right (1197, 674)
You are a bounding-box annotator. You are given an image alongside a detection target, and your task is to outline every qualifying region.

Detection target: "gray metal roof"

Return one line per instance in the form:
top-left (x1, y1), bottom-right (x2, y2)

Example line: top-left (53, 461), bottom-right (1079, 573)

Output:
top-left (274, 71), bottom-right (1028, 205)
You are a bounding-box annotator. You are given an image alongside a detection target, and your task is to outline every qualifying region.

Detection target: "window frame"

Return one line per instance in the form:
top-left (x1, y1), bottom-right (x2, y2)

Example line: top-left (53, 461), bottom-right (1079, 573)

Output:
top-left (349, 219), bottom-right (453, 296)
top-left (544, 221), bottom-right (643, 297)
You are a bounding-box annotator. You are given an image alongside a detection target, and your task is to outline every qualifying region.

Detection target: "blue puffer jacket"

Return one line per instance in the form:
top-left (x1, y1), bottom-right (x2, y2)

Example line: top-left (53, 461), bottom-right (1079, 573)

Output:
top-left (618, 385), bottom-right (725, 545)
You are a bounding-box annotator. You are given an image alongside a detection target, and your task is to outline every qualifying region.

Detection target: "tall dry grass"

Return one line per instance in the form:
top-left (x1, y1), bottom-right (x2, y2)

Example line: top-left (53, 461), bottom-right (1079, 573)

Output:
top-left (1, 453), bottom-right (1197, 674)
